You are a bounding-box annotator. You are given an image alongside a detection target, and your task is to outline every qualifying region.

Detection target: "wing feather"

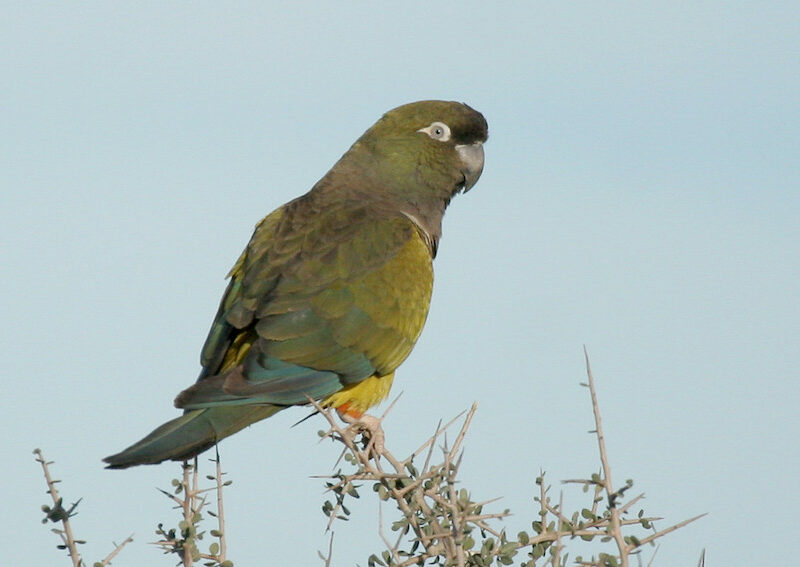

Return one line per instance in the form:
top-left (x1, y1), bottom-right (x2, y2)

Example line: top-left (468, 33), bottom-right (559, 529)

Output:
top-left (178, 195), bottom-right (433, 410)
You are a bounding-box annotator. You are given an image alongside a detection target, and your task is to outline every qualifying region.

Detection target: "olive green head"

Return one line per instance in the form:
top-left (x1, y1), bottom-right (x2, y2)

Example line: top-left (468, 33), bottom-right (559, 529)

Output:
top-left (323, 100), bottom-right (487, 202)
top-left (310, 100), bottom-right (487, 250)
top-left (370, 100), bottom-right (488, 149)
top-left (357, 100), bottom-right (487, 193)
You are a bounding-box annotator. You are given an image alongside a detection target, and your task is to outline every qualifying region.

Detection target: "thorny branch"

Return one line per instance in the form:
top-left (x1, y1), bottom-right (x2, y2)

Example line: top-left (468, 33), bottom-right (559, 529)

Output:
top-left (313, 351), bottom-right (704, 566)
top-left (34, 352), bottom-right (705, 567)
top-left (34, 448), bottom-right (132, 566)
top-left (153, 457), bottom-right (232, 567)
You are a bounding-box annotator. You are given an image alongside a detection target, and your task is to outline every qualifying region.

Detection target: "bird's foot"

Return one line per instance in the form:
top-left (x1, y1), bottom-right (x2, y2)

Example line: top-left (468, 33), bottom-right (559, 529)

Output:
top-left (338, 411), bottom-right (386, 457)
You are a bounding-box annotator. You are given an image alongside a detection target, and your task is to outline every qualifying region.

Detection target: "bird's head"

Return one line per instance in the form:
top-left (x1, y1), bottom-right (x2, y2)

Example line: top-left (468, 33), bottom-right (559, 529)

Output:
top-left (314, 101), bottom-right (487, 251)
top-left (356, 100), bottom-right (488, 197)
top-left (327, 100), bottom-right (487, 208)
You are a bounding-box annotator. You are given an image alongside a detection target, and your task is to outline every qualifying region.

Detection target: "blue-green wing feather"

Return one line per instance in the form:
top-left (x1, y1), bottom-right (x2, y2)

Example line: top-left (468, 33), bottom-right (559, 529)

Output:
top-left (176, 195), bottom-right (420, 410)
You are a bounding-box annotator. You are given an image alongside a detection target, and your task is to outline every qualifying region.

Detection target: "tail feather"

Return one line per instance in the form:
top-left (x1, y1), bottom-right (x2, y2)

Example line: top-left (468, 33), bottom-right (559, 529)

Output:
top-left (103, 405), bottom-right (283, 469)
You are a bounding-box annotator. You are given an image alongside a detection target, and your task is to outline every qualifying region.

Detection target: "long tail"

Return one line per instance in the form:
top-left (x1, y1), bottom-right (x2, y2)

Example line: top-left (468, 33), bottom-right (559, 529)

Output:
top-left (103, 405), bottom-right (283, 469)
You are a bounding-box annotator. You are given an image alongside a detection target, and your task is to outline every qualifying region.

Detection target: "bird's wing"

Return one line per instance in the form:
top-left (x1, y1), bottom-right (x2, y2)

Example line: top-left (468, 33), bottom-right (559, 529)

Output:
top-left (176, 197), bottom-right (433, 409)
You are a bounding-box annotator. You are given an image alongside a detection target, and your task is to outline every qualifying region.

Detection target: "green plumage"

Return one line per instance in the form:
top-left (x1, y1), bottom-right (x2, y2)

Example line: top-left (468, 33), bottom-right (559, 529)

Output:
top-left (104, 100), bottom-right (487, 468)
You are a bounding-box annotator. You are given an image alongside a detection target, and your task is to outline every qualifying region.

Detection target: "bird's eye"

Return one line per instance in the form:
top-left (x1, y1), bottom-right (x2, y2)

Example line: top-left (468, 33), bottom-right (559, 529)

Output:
top-left (418, 121), bottom-right (451, 142)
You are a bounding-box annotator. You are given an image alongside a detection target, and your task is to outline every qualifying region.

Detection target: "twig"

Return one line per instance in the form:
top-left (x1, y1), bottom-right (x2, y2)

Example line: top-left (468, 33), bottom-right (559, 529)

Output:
top-left (645, 544), bottom-right (659, 567)
top-left (551, 491), bottom-right (564, 567)
top-left (98, 534), bottom-right (134, 566)
top-left (445, 402), bottom-right (477, 460)
top-left (33, 448), bottom-right (83, 567)
top-left (635, 513), bottom-right (708, 547)
top-left (181, 461), bottom-right (194, 567)
top-left (378, 498), bottom-right (402, 564)
top-left (213, 450), bottom-right (228, 563)
top-left (618, 492), bottom-right (646, 515)
top-left (408, 409), bottom-right (468, 464)
top-left (584, 346), bottom-right (629, 567)
top-left (318, 532), bottom-right (334, 566)
top-left (34, 448), bottom-right (133, 566)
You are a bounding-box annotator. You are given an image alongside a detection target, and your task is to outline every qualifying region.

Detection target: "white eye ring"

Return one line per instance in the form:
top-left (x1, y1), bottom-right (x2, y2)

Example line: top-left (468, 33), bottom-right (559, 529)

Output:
top-left (418, 121), bottom-right (451, 142)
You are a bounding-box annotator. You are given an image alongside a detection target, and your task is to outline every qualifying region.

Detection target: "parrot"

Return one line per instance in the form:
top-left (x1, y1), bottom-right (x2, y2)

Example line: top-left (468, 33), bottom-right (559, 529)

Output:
top-left (104, 100), bottom-right (487, 468)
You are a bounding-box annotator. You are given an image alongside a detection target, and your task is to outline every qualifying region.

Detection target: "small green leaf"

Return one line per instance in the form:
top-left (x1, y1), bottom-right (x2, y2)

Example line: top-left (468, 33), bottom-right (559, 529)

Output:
top-left (499, 542), bottom-right (517, 555)
top-left (625, 535), bottom-right (641, 547)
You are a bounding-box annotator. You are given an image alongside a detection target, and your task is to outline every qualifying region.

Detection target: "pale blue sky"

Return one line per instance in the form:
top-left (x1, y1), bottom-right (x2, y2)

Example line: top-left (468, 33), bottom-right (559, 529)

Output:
top-left (2, 3), bottom-right (798, 565)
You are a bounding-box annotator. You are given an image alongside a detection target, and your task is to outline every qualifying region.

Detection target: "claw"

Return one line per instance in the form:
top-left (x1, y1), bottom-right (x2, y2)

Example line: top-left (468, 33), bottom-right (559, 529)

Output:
top-left (338, 411), bottom-right (386, 457)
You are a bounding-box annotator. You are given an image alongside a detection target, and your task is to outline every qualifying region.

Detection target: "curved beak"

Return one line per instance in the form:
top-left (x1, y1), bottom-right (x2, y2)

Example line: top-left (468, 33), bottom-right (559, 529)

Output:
top-left (455, 141), bottom-right (485, 192)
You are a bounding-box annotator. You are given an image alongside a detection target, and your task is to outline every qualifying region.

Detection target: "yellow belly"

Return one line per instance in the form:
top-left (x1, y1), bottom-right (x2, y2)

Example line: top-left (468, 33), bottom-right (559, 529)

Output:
top-left (321, 228), bottom-right (432, 417)
top-left (322, 372), bottom-right (396, 416)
